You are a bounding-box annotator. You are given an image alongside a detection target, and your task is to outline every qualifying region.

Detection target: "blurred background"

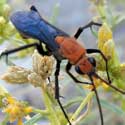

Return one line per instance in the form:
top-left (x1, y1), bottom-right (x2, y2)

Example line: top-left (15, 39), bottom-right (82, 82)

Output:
top-left (0, 0), bottom-right (125, 125)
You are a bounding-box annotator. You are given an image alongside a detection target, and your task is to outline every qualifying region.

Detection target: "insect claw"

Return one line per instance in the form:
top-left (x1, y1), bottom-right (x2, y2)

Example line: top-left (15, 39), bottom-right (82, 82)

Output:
top-left (30, 5), bottom-right (37, 11)
top-left (59, 95), bottom-right (65, 99)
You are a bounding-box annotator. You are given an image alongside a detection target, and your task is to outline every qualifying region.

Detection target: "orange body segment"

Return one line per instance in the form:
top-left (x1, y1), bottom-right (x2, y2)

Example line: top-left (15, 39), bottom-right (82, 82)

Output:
top-left (55, 36), bottom-right (86, 64)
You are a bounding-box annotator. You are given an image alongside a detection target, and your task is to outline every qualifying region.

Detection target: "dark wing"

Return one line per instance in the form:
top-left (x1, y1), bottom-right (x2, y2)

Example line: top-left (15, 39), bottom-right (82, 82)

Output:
top-left (10, 6), bottom-right (69, 51)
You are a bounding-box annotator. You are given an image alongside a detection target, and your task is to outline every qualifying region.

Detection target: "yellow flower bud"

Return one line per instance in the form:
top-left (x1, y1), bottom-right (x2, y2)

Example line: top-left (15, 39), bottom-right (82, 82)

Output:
top-left (102, 39), bottom-right (115, 59)
top-left (82, 72), bottom-right (109, 90)
top-left (120, 63), bottom-right (125, 69)
top-left (6, 96), bottom-right (16, 104)
top-left (24, 106), bottom-right (33, 114)
top-left (102, 82), bottom-right (109, 89)
top-left (0, 16), bottom-right (6, 25)
top-left (120, 63), bottom-right (125, 81)
top-left (98, 23), bottom-right (112, 49)
top-left (82, 77), bottom-right (101, 90)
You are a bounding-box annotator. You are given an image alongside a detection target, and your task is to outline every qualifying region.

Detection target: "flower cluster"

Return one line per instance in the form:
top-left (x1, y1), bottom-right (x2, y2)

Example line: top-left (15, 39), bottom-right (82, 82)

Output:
top-left (3, 96), bottom-right (32, 123)
top-left (0, 85), bottom-right (32, 124)
top-left (83, 74), bottom-right (108, 90)
top-left (98, 23), bottom-right (116, 61)
top-left (1, 50), bottom-right (54, 88)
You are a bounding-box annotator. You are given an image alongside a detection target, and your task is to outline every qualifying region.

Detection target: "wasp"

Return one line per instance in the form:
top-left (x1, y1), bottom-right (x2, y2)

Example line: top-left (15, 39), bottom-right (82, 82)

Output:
top-left (1, 6), bottom-right (125, 125)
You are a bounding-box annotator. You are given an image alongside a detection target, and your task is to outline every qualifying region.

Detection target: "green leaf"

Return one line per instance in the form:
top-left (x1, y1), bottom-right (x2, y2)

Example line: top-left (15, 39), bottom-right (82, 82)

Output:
top-left (101, 99), bottom-right (125, 115)
top-left (114, 15), bottom-right (125, 25)
top-left (63, 97), bottom-right (83, 109)
top-left (121, 99), bottom-right (125, 111)
top-left (24, 113), bottom-right (44, 125)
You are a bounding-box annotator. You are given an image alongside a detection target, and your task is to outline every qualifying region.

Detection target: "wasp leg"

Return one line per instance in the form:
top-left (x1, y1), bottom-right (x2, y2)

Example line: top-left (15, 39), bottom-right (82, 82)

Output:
top-left (86, 49), bottom-right (111, 84)
top-left (55, 60), bottom-right (72, 125)
top-left (89, 75), bottom-right (104, 125)
top-left (66, 62), bottom-right (91, 84)
top-left (74, 21), bottom-right (102, 39)
top-left (0, 43), bottom-right (38, 57)
top-left (94, 73), bottom-right (125, 94)
top-left (66, 61), bottom-right (104, 125)
top-left (0, 42), bottom-right (50, 63)
top-left (30, 5), bottom-right (38, 12)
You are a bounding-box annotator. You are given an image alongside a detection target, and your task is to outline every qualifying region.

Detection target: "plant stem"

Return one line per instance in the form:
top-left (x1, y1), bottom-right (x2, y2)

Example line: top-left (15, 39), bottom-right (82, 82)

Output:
top-left (41, 87), bottom-right (61, 125)
top-left (33, 108), bottom-right (49, 115)
top-left (1, 114), bottom-right (9, 125)
top-left (24, 113), bottom-right (43, 125)
top-left (69, 92), bottom-right (94, 123)
top-left (96, 5), bottom-right (107, 23)
top-left (74, 99), bottom-right (92, 124)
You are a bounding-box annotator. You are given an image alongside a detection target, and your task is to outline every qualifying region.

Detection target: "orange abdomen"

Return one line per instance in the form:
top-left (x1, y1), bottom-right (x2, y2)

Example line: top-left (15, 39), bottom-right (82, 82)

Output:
top-left (55, 36), bottom-right (86, 64)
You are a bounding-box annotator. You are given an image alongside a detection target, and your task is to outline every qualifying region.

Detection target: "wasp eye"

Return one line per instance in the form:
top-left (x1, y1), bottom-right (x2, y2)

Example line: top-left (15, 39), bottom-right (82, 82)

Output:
top-left (88, 57), bottom-right (96, 67)
top-left (75, 66), bottom-right (84, 74)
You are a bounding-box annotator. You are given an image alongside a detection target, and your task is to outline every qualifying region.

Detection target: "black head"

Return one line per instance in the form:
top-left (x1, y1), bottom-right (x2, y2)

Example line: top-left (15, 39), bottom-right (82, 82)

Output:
top-left (75, 66), bottom-right (83, 74)
top-left (88, 57), bottom-right (96, 67)
top-left (75, 57), bottom-right (96, 75)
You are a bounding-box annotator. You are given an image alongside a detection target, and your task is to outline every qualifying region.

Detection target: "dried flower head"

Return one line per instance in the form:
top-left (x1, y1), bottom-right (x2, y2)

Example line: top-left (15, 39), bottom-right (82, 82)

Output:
top-left (28, 72), bottom-right (44, 87)
top-left (46, 83), bottom-right (55, 97)
top-left (1, 50), bottom-right (55, 88)
top-left (1, 66), bottom-right (32, 83)
top-left (32, 50), bottom-right (54, 79)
